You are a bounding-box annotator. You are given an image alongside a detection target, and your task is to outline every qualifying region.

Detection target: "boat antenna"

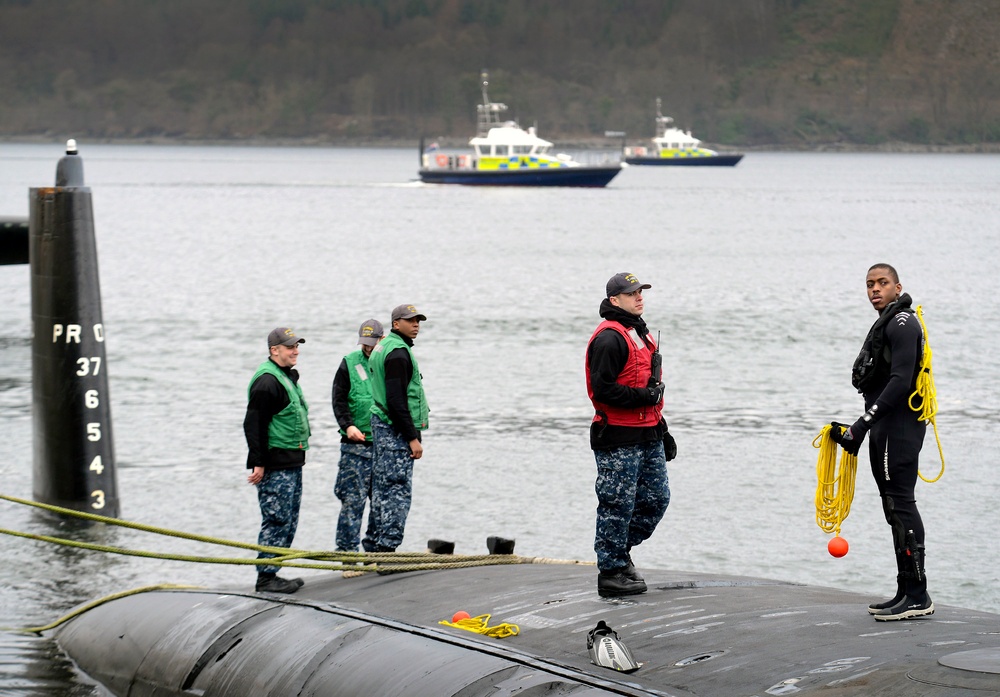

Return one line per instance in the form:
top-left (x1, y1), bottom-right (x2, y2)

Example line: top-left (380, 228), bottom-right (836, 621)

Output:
top-left (655, 97), bottom-right (673, 138)
top-left (477, 69), bottom-right (507, 137)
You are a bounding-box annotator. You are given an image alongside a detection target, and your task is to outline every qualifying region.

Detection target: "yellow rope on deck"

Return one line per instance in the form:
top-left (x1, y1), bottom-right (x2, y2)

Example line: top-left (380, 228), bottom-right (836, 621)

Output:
top-left (438, 613), bottom-right (520, 639)
top-left (813, 424), bottom-right (857, 537)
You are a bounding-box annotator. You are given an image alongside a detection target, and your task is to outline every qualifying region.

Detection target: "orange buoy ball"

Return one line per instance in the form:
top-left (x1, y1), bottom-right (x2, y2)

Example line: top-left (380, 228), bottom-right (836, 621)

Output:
top-left (828, 537), bottom-right (849, 558)
top-left (451, 611), bottom-right (471, 623)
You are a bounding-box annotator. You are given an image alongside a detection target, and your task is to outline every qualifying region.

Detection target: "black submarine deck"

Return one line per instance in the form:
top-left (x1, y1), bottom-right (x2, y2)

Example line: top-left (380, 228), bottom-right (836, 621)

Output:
top-left (54, 564), bottom-right (1000, 696)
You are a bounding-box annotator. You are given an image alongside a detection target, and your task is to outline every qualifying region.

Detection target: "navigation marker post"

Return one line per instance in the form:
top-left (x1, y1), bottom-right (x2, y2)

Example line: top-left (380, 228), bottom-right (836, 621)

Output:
top-left (29, 140), bottom-right (119, 517)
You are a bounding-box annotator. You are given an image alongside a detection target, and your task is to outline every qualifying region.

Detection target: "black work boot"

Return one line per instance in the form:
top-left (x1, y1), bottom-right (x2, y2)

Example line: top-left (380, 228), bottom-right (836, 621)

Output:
top-left (623, 554), bottom-right (645, 583)
top-left (598, 568), bottom-right (647, 598)
top-left (255, 574), bottom-right (303, 594)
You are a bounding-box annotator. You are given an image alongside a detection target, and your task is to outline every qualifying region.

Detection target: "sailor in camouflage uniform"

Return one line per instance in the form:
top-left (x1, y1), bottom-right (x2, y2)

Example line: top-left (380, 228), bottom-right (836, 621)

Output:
top-left (331, 318), bottom-right (384, 551)
top-left (244, 327), bottom-right (310, 594)
top-left (364, 304), bottom-right (429, 553)
top-left (586, 273), bottom-right (674, 597)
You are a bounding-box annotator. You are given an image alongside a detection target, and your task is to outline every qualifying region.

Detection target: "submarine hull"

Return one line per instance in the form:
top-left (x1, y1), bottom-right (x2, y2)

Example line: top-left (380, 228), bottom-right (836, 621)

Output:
top-left (54, 564), bottom-right (1000, 696)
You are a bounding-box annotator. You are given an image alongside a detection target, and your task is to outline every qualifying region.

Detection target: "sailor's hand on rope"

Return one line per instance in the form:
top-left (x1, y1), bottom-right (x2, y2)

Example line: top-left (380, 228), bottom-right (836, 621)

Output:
top-left (829, 421), bottom-right (864, 456)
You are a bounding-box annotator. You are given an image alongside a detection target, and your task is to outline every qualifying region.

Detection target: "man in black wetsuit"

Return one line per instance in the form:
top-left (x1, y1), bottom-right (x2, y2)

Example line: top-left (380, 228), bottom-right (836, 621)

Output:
top-left (830, 264), bottom-right (932, 621)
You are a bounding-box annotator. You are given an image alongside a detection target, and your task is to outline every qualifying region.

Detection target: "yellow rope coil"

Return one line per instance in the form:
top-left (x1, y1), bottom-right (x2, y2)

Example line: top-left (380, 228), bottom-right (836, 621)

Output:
top-left (438, 613), bottom-right (520, 638)
top-left (813, 424), bottom-right (857, 537)
top-left (910, 305), bottom-right (945, 483)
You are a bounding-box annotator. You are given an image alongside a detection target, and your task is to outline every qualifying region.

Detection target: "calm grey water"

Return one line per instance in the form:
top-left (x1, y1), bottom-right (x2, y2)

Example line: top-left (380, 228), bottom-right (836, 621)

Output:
top-left (1, 144), bottom-right (999, 694)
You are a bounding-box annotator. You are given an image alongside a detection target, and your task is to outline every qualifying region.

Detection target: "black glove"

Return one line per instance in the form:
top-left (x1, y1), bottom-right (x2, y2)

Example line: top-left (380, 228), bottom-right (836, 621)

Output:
top-left (645, 382), bottom-right (665, 405)
top-left (663, 425), bottom-right (677, 462)
top-left (829, 420), bottom-right (868, 456)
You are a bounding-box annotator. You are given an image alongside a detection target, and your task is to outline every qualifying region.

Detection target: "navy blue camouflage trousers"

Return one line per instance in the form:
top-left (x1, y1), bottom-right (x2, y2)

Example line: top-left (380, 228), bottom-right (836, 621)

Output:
top-left (594, 441), bottom-right (670, 572)
top-left (363, 414), bottom-right (414, 552)
top-left (255, 467), bottom-right (302, 575)
top-left (334, 442), bottom-right (374, 551)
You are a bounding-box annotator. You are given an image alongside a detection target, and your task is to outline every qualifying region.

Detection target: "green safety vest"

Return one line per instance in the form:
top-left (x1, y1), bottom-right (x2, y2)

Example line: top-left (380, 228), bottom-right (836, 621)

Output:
top-left (248, 360), bottom-right (311, 450)
top-left (341, 349), bottom-right (374, 439)
top-left (368, 333), bottom-right (429, 430)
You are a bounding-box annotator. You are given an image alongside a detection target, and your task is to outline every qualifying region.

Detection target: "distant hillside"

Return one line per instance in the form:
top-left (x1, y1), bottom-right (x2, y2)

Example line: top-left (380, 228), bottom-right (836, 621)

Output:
top-left (0, 0), bottom-right (997, 147)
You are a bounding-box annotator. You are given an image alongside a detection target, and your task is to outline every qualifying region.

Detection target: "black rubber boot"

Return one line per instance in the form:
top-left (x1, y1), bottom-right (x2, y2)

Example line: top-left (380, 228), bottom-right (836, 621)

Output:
top-left (868, 574), bottom-right (905, 615)
top-left (874, 544), bottom-right (932, 621)
top-left (868, 553), bottom-right (906, 615)
top-left (598, 568), bottom-right (647, 597)
top-left (873, 591), bottom-right (934, 621)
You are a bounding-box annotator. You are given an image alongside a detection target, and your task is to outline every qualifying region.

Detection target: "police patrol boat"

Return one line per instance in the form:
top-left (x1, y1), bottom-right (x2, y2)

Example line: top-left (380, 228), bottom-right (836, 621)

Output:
top-left (624, 98), bottom-right (743, 167)
top-left (418, 72), bottom-right (622, 187)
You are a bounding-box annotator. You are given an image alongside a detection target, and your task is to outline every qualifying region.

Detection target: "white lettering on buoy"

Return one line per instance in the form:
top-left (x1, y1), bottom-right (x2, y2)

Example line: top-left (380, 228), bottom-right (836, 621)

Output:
top-left (93, 324), bottom-right (104, 342)
top-left (51, 324), bottom-right (84, 343)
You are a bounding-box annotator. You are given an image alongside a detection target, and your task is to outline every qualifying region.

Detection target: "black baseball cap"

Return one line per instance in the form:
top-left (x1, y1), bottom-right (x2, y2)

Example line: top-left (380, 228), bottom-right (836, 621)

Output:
top-left (358, 319), bottom-right (384, 346)
top-left (268, 327), bottom-right (305, 347)
top-left (606, 272), bottom-right (651, 297)
top-left (391, 304), bottom-right (427, 321)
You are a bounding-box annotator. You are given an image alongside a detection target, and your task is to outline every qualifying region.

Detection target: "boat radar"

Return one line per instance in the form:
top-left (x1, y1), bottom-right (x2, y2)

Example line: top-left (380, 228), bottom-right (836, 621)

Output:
top-left (476, 70), bottom-right (508, 137)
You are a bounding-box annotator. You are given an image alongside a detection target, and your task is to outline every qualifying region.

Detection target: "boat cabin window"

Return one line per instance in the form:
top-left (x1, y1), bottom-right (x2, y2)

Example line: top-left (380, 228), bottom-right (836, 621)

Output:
top-left (496, 145), bottom-right (509, 157)
top-left (513, 145), bottom-right (531, 155)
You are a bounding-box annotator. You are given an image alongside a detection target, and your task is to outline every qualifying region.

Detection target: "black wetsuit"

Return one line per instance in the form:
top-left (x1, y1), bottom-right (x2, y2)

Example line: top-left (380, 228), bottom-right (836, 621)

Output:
top-left (854, 294), bottom-right (927, 590)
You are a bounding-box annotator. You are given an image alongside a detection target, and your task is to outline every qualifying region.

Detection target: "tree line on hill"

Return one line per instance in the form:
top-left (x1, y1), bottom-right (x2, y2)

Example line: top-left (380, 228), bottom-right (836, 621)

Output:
top-left (0, 0), bottom-right (997, 147)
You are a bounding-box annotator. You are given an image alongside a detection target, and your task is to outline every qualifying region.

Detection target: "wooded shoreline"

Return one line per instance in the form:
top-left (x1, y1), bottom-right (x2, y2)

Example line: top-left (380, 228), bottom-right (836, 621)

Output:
top-left (2, 1), bottom-right (998, 148)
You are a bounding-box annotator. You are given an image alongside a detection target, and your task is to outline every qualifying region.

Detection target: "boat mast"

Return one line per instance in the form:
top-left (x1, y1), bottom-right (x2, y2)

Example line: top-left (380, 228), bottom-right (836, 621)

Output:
top-left (477, 70), bottom-right (508, 137)
top-left (655, 97), bottom-right (674, 139)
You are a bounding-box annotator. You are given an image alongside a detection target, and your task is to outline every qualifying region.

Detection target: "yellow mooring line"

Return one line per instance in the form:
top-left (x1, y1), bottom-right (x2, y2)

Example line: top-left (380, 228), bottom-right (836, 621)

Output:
top-left (1, 492), bottom-right (592, 633)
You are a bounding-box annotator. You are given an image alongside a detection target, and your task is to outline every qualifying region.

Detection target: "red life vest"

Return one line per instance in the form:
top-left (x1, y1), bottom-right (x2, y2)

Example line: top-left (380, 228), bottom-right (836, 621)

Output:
top-left (586, 320), bottom-right (663, 427)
